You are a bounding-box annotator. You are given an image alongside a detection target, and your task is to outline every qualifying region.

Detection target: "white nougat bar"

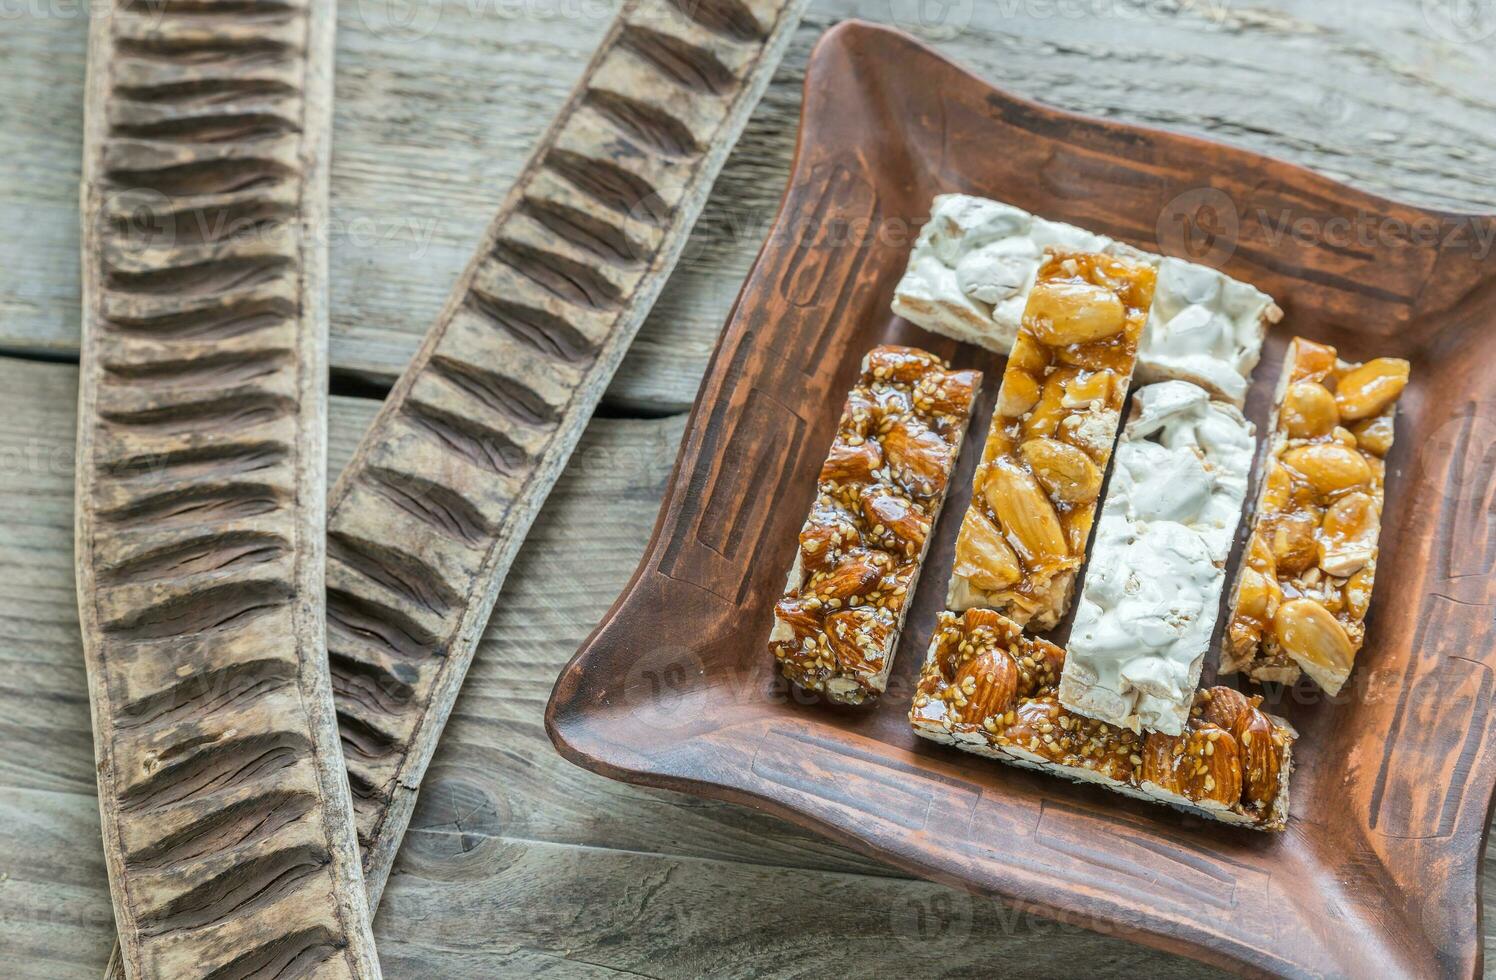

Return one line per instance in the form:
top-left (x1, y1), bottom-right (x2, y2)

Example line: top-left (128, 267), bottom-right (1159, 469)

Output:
top-left (1058, 381), bottom-right (1255, 735)
top-left (892, 194), bottom-right (1282, 405)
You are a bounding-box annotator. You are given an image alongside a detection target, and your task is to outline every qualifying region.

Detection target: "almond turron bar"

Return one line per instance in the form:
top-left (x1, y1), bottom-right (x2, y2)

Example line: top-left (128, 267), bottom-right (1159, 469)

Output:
top-left (948, 250), bottom-right (1156, 629)
top-left (911, 609), bottom-right (1296, 830)
top-left (892, 194), bottom-right (1281, 405)
top-left (1058, 381), bottom-right (1255, 735)
top-left (1223, 337), bottom-right (1409, 694)
top-left (770, 346), bottom-right (981, 705)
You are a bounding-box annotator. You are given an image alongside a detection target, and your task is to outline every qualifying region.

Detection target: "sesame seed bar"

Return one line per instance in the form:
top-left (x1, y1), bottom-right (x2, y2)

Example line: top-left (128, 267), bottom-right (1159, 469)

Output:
top-left (1223, 337), bottom-right (1409, 694)
top-left (771, 346), bottom-right (981, 705)
top-left (911, 609), bottom-right (1296, 831)
top-left (1058, 381), bottom-right (1256, 735)
top-left (948, 249), bottom-right (1156, 630)
top-left (893, 194), bottom-right (1282, 405)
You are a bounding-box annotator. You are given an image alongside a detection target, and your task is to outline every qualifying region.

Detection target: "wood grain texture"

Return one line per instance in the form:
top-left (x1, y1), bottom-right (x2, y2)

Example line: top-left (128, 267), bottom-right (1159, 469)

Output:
top-left (2, 1), bottom-right (1494, 977)
top-left (0, 355), bottom-right (1235, 979)
top-left (3, 3), bottom-right (1493, 412)
top-left (324, 0), bottom-right (811, 906)
top-left (549, 21), bottom-right (1496, 978)
top-left (76, 2), bottom-right (379, 977)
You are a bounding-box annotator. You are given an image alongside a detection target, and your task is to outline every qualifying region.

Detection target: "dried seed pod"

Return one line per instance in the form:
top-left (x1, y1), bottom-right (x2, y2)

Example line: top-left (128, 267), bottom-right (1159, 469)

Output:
top-left (1335, 357), bottom-right (1410, 421)
top-left (953, 507), bottom-right (1022, 591)
top-left (1291, 338), bottom-right (1339, 382)
top-left (1020, 437), bottom-right (1103, 503)
top-left (1026, 279), bottom-right (1127, 345)
top-left (1282, 443), bottom-right (1372, 495)
top-left (1061, 369), bottom-right (1115, 408)
top-left (961, 607), bottom-right (1006, 632)
top-left (774, 597), bottom-right (821, 636)
top-left (1282, 381), bottom-right (1340, 438)
top-left (922, 369), bottom-right (980, 417)
top-left (983, 459), bottom-right (1069, 563)
top-left (1273, 598), bottom-right (1355, 675)
top-left (1002, 696), bottom-right (1072, 764)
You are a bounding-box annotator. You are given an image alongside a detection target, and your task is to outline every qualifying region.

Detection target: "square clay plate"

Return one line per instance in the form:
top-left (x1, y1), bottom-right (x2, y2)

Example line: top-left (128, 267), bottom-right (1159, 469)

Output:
top-left (548, 21), bottom-right (1496, 977)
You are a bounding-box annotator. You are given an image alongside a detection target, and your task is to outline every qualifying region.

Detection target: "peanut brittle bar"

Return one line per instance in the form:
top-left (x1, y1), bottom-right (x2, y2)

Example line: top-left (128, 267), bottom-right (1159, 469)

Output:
top-left (1223, 338), bottom-right (1410, 693)
top-left (911, 609), bottom-right (1296, 830)
top-left (948, 250), bottom-right (1156, 629)
top-left (1059, 381), bottom-right (1256, 735)
top-left (771, 346), bottom-right (981, 704)
top-left (893, 194), bottom-right (1282, 405)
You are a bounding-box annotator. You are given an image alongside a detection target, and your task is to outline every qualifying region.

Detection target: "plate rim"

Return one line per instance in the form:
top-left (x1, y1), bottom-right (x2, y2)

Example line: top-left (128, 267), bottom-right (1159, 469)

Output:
top-left (547, 19), bottom-right (1496, 978)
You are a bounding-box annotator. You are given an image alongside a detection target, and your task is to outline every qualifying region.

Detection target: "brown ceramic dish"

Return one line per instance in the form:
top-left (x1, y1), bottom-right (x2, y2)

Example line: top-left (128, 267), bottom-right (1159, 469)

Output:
top-left (547, 21), bottom-right (1496, 977)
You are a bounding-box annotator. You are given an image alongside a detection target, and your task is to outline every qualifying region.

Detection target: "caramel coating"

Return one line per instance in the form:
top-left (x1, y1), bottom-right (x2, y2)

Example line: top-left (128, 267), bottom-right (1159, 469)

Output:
top-left (772, 346), bottom-right (980, 703)
top-left (910, 610), bottom-right (1292, 823)
top-left (1225, 338), bottom-right (1409, 692)
top-left (950, 250), bottom-right (1156, 628)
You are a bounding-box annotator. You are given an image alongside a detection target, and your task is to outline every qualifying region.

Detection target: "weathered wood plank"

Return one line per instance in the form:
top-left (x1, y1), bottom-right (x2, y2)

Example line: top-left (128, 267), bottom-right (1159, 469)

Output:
top-left (322, 0), bottom-right (812, 907)
top-left (4, 356), bottom-right (1492, 977)
top-left (2, 3), bottom-right (1492, 411)
top-left (75, 0), bottom-right (380, 973)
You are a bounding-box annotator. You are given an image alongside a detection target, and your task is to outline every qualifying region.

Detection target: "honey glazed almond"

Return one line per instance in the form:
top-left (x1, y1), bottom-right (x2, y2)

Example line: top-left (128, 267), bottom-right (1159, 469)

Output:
top-left (770, 345), bottom-right (981, 704)
top-left (948, 249), bottom-right (1157, 629)
top-left (910, 609), bottom-right (1296, 830)
top-left (1223, 337), bottom-right (1410, 694)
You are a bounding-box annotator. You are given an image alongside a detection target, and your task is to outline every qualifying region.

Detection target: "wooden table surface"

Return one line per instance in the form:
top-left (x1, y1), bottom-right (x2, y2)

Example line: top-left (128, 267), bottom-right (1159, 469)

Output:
top-left (2, 1), bottom-right (1493, 976)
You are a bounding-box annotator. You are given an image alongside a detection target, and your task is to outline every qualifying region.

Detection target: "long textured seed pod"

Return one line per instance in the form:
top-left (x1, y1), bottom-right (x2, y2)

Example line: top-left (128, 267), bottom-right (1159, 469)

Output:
top-left (78, 0), bottom-right (379, 976)
top-left (322, 0), bottom-right (810, 906)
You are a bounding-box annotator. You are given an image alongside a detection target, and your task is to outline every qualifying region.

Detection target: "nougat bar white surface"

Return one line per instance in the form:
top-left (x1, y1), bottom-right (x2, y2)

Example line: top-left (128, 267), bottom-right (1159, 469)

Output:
top-left (893, 194), bottom-right (1281, 405)
top-left (1059, 381), bottom-right (1255, 735)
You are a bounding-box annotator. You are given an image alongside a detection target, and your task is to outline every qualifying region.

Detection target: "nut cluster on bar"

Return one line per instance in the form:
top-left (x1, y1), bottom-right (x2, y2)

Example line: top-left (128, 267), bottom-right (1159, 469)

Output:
top-left (892, 193), bottom-right (1282, 405)
top-left (1223, 337), bottom-right (1409, 694)
top-left (770, 346), bottom-right (981, 705)
top-left (911, 609), bottom-right (1296, 830)
top-left (948, 250), bottom-right (1156, 629)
